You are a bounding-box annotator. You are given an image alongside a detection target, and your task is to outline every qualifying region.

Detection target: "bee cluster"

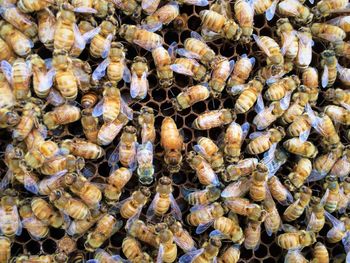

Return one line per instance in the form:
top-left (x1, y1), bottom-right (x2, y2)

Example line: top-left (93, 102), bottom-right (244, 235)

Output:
top-left (0, 0), bottom-right (350, 261)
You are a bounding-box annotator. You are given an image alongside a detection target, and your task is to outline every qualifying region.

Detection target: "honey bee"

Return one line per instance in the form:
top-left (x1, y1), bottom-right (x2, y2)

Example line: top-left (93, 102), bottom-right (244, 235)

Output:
top-left (221, 177), bottom-right (251, 200)
top-left (277, 0), bottom-right (313, 24)
top-left (0, 190), bottom-right (22, 237)
top-left (209, 56), bottom-right (235, 98)
top-left (231, 78), bottom-right (264, 114)
top-left (320, 50), bottom-right (337, 88)
top-left (254, 0), bottom-right (279, 19)
top-left (337, 178), bottom-right (350, 213)
top-left (90, 249), bottom-right (129, 263)
top-left (72, 0), bottom-right (113, 18)
top-left (193, 137), bottom-right (224, 173)
top-left (287, 158), bottom-right (312, 190)
top-left (37, 8), bottom-right (56, 50)
top-left (85, 214), bottom-right (122, 252)
top-left (244, 220), bottom-right (262, 251)
top-left (276, 18), bottom-right (298, 62)
top-left (327, 16), bottom-right (350, 35)
top-left (61, 139), bottom-right (104, 160)
top-left (179, 237), bottom-right (221, 263)
top-left (53, 6), bottom-right (77, 52)
top-left (265, 75), bottom-right (300, 101)
top-left (234, 0), bottom-right (254, 43)
top-left (285, 250), bottom-right (308, 263)
top-left (81, 92), bottom-right (99, 109)
top-left (63, 173), bottom-right (102, 208)
top-left (296, 27), bottom-right (314, 70)
top-left (313, 0), bottom-right (348, 18)
top-left (70, 58), bottom-right (92, 92)
top-left (322, 175), bottom-right (340, 213)
top-left (0, 236), bottom-right (10, 263)
top-left (331, 147), bottom-right (350, 179)
top-left (248, 163), bottom-right (268, 202)
top-left (155, 223), bottom-right (177, 263)
top-left (199, 10), bottom-right (242, 41)
top-left (0, 69), bottom-right (14, 109)
top-left (187, 202), bottom-right (226, 234)
top-left (126, 219), bottom-right (159, 248)
top-left (31, 197), bottom-right (63, 228)
top-left (211, 215), bottom-right (244, 244)
top-left (104, 167), bottom-right (132, 202)
top-left (136, 141), bottom-right (154, 185)
top-left (97, 114), bottom-right (129, 147)
top-left (225, 198), bottom-right (267, 222)
top-left (187, 151), bottom-right (220, 187)
top-left (283, 186), bottom-right (312, 222)
top-left (277, 228), bottom-right (316, 250)
top-left (164, 215), bottom-right (196, 253)
top-left (147, 176), bottom-right (181, 221)
top-left (170, 57), bottom-right (208, 82)
top-left (246, 127), bottom-right (285, 155)
top-left (177, 0), bottom-right (209, 6)
top-left (253, 34), bottom-right (284, 66)
top-left (151, 43), bottom-right (175, 88)
top-left (25, 140), bottom-right (61, 169)
top-left (130, 56), bottom-right (149, 100)
top-left (92, 42), bottom-right (130, 85)
top-left (325, 88), bottom-right (350, 111)
top-left (1, 58), bottom-right (31, 100)
top-left (13, 101), bottom-right (41, 141)
top-left (223, 158), bottom-right (258, 182)
top-left (141, 0), bottom-right (160, 14)
top-left (0, 20), bottom-right (33, 56)
top-left (193, 109), bottom-right (236, 130)
top-left (117, 187), bottom-right (151, 220)
top-left (19, 204), bottom-right (49, 240)
top-left (332, 41), bottom-right (350, 60)
top-left (311, 23), bottom-right (346, 42)
top-left (306, 197), bottom-right (325, 233)
top-left (39, 153), bottom-right (84, 177)
top-left (138, 106), bottom-right (156, 144)
top-left (81, 110), bottom-right (99, 143)
top-left (112, 0), bottom-right (141, 18)
top-left (183, 185), bottom-right (220, 206)
top-left (172, 83), bottom-right (210, 111)
top-left (161, 117), bottom-right (184, 173)
top-left (0, 33), bottom-right (15, 63)
top-left (286, 114), bottom-right (311, 140)
top-left (122, 236), bottom-right (152, 262)
top-left (218, 245), bottom-right (240, 263)
top-left (283, 138), bottom-right (318, 158)
top-left (10, 255), bottom-right (56, 263)
top-left (337, 63), bottom-right (350, 88)
top-left (119, 24), bottom-right (164, 51)
top-left (263, 193), bottom-right (282, 236)
top-left (324, 211), bottom-right (350, 243)
top-left (312, 242), bottom-right (329, 263)
top-left (227, 54), bottom-right (255, 88)
top-left (49, 188), bottom-right (90, 220)
top-left (0, 108), bottom-right (19, 129)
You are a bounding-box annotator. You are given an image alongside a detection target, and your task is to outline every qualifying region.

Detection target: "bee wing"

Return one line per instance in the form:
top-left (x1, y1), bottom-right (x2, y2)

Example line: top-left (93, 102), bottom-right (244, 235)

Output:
top-left (173, 234), bottom-right (197, 252)
top-left (130, 72), bottom-right (141, 99)
top-left (280, 91), bottom-right (292, 110)
top-left (281, 31), bottom-right (297, 55)
top-left (184, 0), bottom-right (208, 6)
top-left (229, 84), bottom-right (246, 95)
top-left (179, 248), bottom-right (205, 263)
top-left (306, 211), bottom-right (317, 231)
top-left (73, 7), bottom-right (97, 13)
top-left (181, 186), bottom-right (199, 198)
top-left (92, 59), bottom-right (110, 81)
top-left (321, 65), bottom-right (329, 88)
top-left (326, 16), bottom-right (345, 26)
top-left (177, 48), bottom-right (201, 60)
top-left (92, 99), bottom-right (104, 118)
top-left (190, 31), bottom-right (204, 41)
top-left (193, 144), bottom-right (208, 157)
top-left (299, 128), bottom-right (310, 143)
top-left (254, 93), bottom-right (265, 114)
top-left (101, 34), bottom-right (113, 59)
top-left (229, 59), bottom-right (235, 74)
top-left (121, 65), bottom-right (131, 83)
top-left (120, 97), bottom-right (134, 120)
top-left (82, 26), bottom-right (101, 44)
top-left (38, 68), bottom-right (55, 92)
top-left (209, 229), bottom-right (230, 240)
top-left (265, 0), bottom-right (278, 21)
top-left (252, 34), bottom-right (271, 57)
top-left (157, 244), bottom-right (164, 263)
top-left (23, 171), bottom-right (39, 195)
top-left (142, 0), bottom-right (159, 11)
top-left (170, 64), bottom-right (194, 76)
top-left (221, 178), bottom-right (250, 198)
top-left (305, 104), bottom-right (328, 137)
top-left (189, 204), bottom-right (205, 212)
top-left (167, 41), bottom-right (177, 59)
top-left (249, 131), bottom-right (268, 139)
top-left (202, 161), bottom-right (220, 186)
top-left (111, 255), bottom-right (130, 263)
top-left (146, 193), bottom-right (159, 220)
top-left (141, 22), bottom-right (163, 32)
top-left (340, 101), bottom-right (350, 112)
top-left (47, 89), bottom-right (65, 106)
top-left (170, 193), bottom-right (182, 221)
top-left (278, 0), bottom-right (300, 16)
top-left (262, 143), bottom-right (277, 166)
top-left (108, 145), bottom-right (120, 167)
top-left (201, 28), bottom-right (222, 41)
top-left (325, 210), bottom-right (345, 230)
top-left (73, 23), bottom-right (86, 50)
top-left (196, 220), bottom-right (213, 234)
top-left (0, 60), bottom-right (12, 84)
top-left (342, 231), bottom-right (350, 254)
top-left (0, 170), bottom-right (13, 191)
top-left (86, 260), bottom-right (99, 263)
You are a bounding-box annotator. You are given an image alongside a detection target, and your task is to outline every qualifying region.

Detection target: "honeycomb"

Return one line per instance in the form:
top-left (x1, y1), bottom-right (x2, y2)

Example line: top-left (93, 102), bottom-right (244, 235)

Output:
top-left (0, 0), bottom-right (349, 262)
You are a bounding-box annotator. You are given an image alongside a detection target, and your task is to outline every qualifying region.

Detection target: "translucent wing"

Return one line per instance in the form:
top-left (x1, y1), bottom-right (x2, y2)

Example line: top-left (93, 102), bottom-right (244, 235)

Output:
top-left (24, 171), bottom-right (39, 195)
top-left (73, 7), bottom-right (97, 13)
top-left (92, 99), bottom-right (104, 117)
top-left (47, 89), bottom-right (65, 106)
top-left (120, 97), bottom-right (134, 120)
top-left (142, 22), bottom-right (163, 32)
top-left (111, 255), bottom-right (130, 263)
top-left (92, 59), bottom-right (110, 81)
top-left (108, 145), bottom-right (119, 167)
top-left (249, 57), bottom-right (256, 67)
top-left (173, 234), bottom-right (196, 252)
top-left (73, 23), bottom-right (86, 50)
top-left (177, 48), bottom-right (201, 59)
top-left (299, 129), bottom-right (310, 143)
top-left (266, 0), bottom-right (278, 21)
top-left (170, 64), bottom-right (194, 76)
top-left (191, 31), bottom-right (204, 41)
top-left (170, 193), bottom-right (182, 221)
top-left (278, 0), bottom-right (300, 16)
top-left (281, 31), bottom-right (296, 55)
top-left (229, 60), bottom-right (235, 73)
top-left (168, 41), bottom-right (177, 58)
top-left (0, 170), bottom-right (12, 190)
top-left (209, 229), bottom-right (229, 240)
top-left (343, 231), bottom-right (350, 253)
top-left (230, 84), bottom-right (245, 95)
top-left (254, 93), bottom-right (264, 113)
top-left (262, 143), bottom-right (277, 166)
top-left (253, 34), bottom-right (271, 57)
top-left (101, 34), bottom-right (113, 59)
top-left (325, 210), bottom-right (345, 230)
top-left (157, 244), bottom-right (164, 263)
top-left (125, 204), bottom-right (142, 230)
top-left (184, 0), bottom-right (208, 6)
top-left (221, 178), bottom-right (250, 198)
top-left (179, 248), bottom-right (204, 263)
top-left (146, 192), bottom-right (159, 220)
top-left (0, 60), bottom-right (12, 83)
top-left (249, 131), bottom-right (268, 139)
top-left (280, 91), bottom-right (292, 110)
top-left (14, 208), bottom-right (22, 236)
top-left (142, 0), bottom-right (160, 11)
top-left (130, 72), bottom-right (141, 99)
top-left (82, 27), bottom-right (101, 43)
top-left (86, 260), bottom-right (98, 263)
top-left (38, 68), bottom-right (55, 92)
top-left (322, 65), bottom-right (329, 88)
top-left (196, 221), bottom-right (213, 234)
top-left (123, 66), bottom-right (131, 83)
top-left (201, 28), bottom-right (222, 41)
top-left (193, 144), bottom-right (208, 157)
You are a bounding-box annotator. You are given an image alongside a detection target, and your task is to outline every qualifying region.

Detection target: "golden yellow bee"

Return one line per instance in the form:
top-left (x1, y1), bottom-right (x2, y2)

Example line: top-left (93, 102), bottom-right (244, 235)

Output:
top-left (246, 127), bottom-right (285, 155)
top-left (61, 138), bottom-right (104, 160)
top-left (223, 158), bottom-right (258, 182)
top-left (138, 106), bottom-right (156, 144)
top-left (70, 58), bottom-right (92, 92)
top-left (243, 220), bottom-right (262, 250)
top-left (179, 237), bottom-right (221, 263)
top-left (81, 110), bottom-right (99, 144)
top-left (25, 140), bottom-right (60, 169)
top-left (0, 190), bottom-right (21, 237)
top-left (212, 215), bottom-right (244, 244)
top-left (313, 0), bottom-right (348, 17)
top-left (155, 223), bottom-right (177, 263)
top-left (161, 117), bottom-right (184, 173)
top-left (209, 56), bottom-right (235, 98)
top-left (130, 56), bottom-right (149, 100)
top-left (85, 214), bottom-right (122, 252)
top-left (224, 121), bottom-right (249, 162)
top-left (295, 27), bottom-right (313, 70)
top-left (265, 75), bottom-right (300, 101)
top-left (218, 245), bottom-right (240, 263)
top-left (119, 24), bottom-right (164, 51)
top-left (122, 236), bottom-right (151, 262)
top-left (320, 50), bottom-right (337, 88)
top-left (193, 137), bottom-right (224, 173)
top-left (322, 175), bottom-right (340, 213)
top-left (31, 197), bottom-right (63, 228)
top-left (81, 91), bottom-right (99, 109)
top-left (311, 23), bottom-right (346, 42)
top-left (287, 158), bottom-right (312, 190)
top-left (97, 113), bottom-right (129, 146)
top-left (306, 197), bottom-right (325, 233)
top-left (13, 101), bottom-right (41, 141)
top-left (0, 20), bottom-right (32, 56)
top-left (140, 0), bottom-right (161, 14)
top-left (263, 195), bottom-right (281, 236)
top-left (104, 167), bottom-right (132, 202)
top-left (325, 88), bottom-right (350, 110)
top-left (332, 40), bottom-right (350, 59)
top-left (283, 186), bottom-right (312, 222)
top-left (253, 98), bottom-right (287, 131)
top-left (0, 236), bottom-right (11, 263)
top-left (73, 0), bottom-right (113, 18)
top-left (277, 0), bottom-right (313, 24)
top-left (187, 151), bottom-right (220, 187)
top-left (199, 10), bottom-right (242, 41)
top-left (284, 250), bottom-right (308, 263)
top-left (17, 0), bottom-right (53, 13)
top-left (27, 54), bottom-right (52, 98)
top-left (286, 114), bottom-right (311, 140)
top-left (248, 164), bottom-right (268, 202)
top-left (142, 2), bottom-right (179, 32)
top-left (10, 254), bottom-right (55, 263)
top-left (234, 0), bottom-right (254, 43)
top-left (253, 34), bottom-right (284, 66)
top-left (325, 211), bottom-right (350, 243)
top-left (331, 148), bottom-right (350, 179)
top-left (37, 8), bottom-right (56, 50)
top-left (0, 69), bottom-right (15, 109)
top-left (92, 249), bottom-right (128, 263)
top-left (19, 204), bottom-right (49, 240)
top-left (136, 141), bottom-right (154, 185)
top-left (126, 219), bottom-right (159, 248)
top-left (277, 228), bottom-right (316, 250)
top-left (276, 18), bottom-right (298, 62)
top-left (113, 0), bottom-right (141, 17)
top-left (53, 6), bottom-right (76, 52)
top-left (312, 145), bottom-right (343, 181)
top-left (170, 57), bottom-right (208, 82)
top-left (165, 215), bottom-right (197, 253)
top-left (172, 84), bottom-right (210, 111)
top-left (193, 109), bottom-right (236, 130)
top-left (183, 185), bottom-right (221, 206)
top-left (152, 43), bottom-right (174, 88)
top-left (225, 197), bottom-right (266, 221)
top-left (187, 202), bottom-right (226, 234)
top-left (336, 62), bottom-right (350, 87)
top-left (173, 13), bottom-right (188, 31)
top-left (312, 242), bottom-right (329, 263)
top-left (119, 187), bottom-right (151, 219)
top-left (0, 108), bottom-right (19, 129)
top-left (0, 33), bottom-right (15, 63)
top-left (267, 172), bottom-right (292, 205)
top-left (49, 188), bottom-right (90, 220)
top-left (283, 138), bottom-right (318, 158)
top-left (227, 54), bottom-right (255, 88)
top-left (327, 15), bottom-right (350, 34)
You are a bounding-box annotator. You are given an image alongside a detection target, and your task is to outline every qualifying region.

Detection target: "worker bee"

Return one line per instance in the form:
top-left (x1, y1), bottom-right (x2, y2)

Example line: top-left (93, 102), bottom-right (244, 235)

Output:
top-left (210, 215), bottom-right (244, 244)
top-left (39, 153), bottom-right (84, 177)
top-left (209, 56), bottom-right (234, 98)
top-left (177, 0), bottom-right (209, 6)
top-left (179, 237), bottom-right (221, 263)
top-left (193, 137), bottom-right (224, 173)
top-left (81, 110), bottom-right (99, 143)
top-left (97, 114), bottom-right (129, 147)
top-left (73, 0), bottom-right (113, 18)
top-left (263, 193), bottom-right (281, 236)
top-left (112, 0), bottom-right (141, 17)
top-left (221, 177), bottom-right (251, 200)
top-left (0, 69), bottom-right (15, 109)
top-left (187, 151), bottom-right (220, 187)
top-left (49, 188), bottom-right (90, 220)
top-left (10, 254), bottom-right (56, 263)
top-left (130, 56), bottom-right (149, 100)
top-left (0, 20), bottom-right (33, 56)
top-left (225, 197), bottom-right (266, 221)
top-left (283, 138), bottom-right (318, 158)
top-left (234, 0), bottom-right (254, 43)
top-left (311, 23), bottom-right (346, 42)
top-left (183, 185), bottom-right (221, 206)
top-left (322, 175), bottom-right (340, 213)
top-left (336, 63), bottom-right (350, 87)
top-left (193, 109), bottom-right (236, 130)
top-left (92, 42), bottom-right (130, 85)
top-left (19, 204), bottom-right (49, 240)
top-left (161, 117), bottom-right (184, 173)
top-left (155, 223), bottom-right (177, 263)
top-left (152, 43), bottom-right (175, 88)
top-left (249, 163), bottom-right (268, 202)
top-left (325, 88), bottom-right (350, 111)
top-left (0, 32), bottom-right (15, 63)
top-left (146, 177), bottom-right (181, 220)
top-left (36, 170), bottom-right (65, 195)
top-left (223, 158), bottom-right (258, 182)
top-left (104, 167), bottom-right (132, 202)
top-left (25, 139), bottom-right (61, 169)
top-left (265, 75), bottom-right (300, 101)
top-left (0, 236), bottom-right (10, 263)
top-left (119, 24), bottom-right (164, 51)
top-left (331, 147), bottom-right (350, 179)
top-left (61, 139), bottom-right (104, 160)
top-left (218, 245), bottom-right (240, 263)
top-left (284, 249), bottom-right (308, 263)
top-left (332, 41), bottom-right (350, 60)
top-left (0, 108), bottom-right (20, 129)
top-left (89, 249), bottom-right (129, 263)
top-left (85, 214), bottom-right (122, 252)
top-left (0, 190), bottom-right (22, 237)
top-left (165, 215), bottom-right (197, 253)
top-left (246, 127), bottom-right (285, 155)
top-left (136, 141), bottom-right (154, 185)
top-left (81, 92), bottom-right (99, 109)
top-left (31, 197), bottom-right (63, 228)
top-left (277, 227), bottom-right (316, 250)
top-left (276, 18), bottom-right (298, 62)
top-left (296, 27), bottom-right (314, 70)
top-left (277, 0), bottom-right (313, 24)
top-left (227, 54), bottom-right (255, 88)
top-left (170, 57), bottom-right (208, 82)
top-left (327, 15), bottom-right (350, 33)
top-left (141, 0), bottom-right (160, 14)
top-left (138, 106), bottom-right (156, 144)
top-left (199, 10), bottom-right (242, 41)
top-left (285, 111), bottom-right (311, 141)
top-left (313, 0), bottom-right (348, 18)
top-left (244, 220), bottom-right (262, 251)
top-left (37, 8), bottom-right (56, 50)
top-left (122, 236), bottom-right (152, 262)
top-left (312, 242), bottom-right (329, 263)
top-left (287, 158), bottom-right (312, 190)
top-left (187, 202), bottom-right (226, 234)
top-left (253, 34), bottom-right (284, 66)
top-left (172, 83), bottom-right (210, 111)
top-left (1, 58), bottom-right (31, 100)
top-left (324, 210), bottom-right (348, 243)
top-left (306, 197), bottom-right (325, 233)
top-left (320, 50), bottom-right (337, 88)
top-left (126, 219), bottom-right (159, 248)
top-left (283, 186), bottom-right (312, 222)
